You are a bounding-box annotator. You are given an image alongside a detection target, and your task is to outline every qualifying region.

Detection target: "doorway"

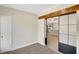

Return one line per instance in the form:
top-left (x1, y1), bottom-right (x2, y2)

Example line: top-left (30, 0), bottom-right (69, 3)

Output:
top-left (0, 16), bottom-right (12, 53)
top-left (46, 17), bottom-right (59, 51)
top-left (45, 13), bottom-right (76, 54)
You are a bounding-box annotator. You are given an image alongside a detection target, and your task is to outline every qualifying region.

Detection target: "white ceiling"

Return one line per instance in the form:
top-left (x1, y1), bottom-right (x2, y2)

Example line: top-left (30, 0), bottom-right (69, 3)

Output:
top-left (1, 4), bottom-right (59, 15)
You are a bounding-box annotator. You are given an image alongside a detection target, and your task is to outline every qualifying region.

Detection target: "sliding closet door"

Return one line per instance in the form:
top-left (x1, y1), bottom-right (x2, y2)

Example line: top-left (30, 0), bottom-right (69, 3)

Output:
top-left (69, 14), bottom-right (76, 47)
top-left (0, 16), bottom-right (12, 52)
top-left (59, 13), bottom-right (76, 54)
top-left (59, 15), bottom-right (68, 44)
top-left (47, 17), bottom-right (59, 51)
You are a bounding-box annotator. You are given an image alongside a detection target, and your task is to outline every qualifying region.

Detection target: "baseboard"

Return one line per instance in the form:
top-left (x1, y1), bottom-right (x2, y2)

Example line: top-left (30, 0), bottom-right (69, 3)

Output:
top-left (0, 41), bottom-right (37, 53)
top-left (37, 41), bottom-right (45, 46)
top-left (11, 41), bottom-right (37, 51)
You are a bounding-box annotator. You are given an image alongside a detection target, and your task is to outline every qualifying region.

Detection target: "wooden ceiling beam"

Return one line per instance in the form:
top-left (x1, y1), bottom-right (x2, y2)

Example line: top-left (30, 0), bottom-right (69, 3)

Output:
top-left (38, 4), bottom-right (79, 19)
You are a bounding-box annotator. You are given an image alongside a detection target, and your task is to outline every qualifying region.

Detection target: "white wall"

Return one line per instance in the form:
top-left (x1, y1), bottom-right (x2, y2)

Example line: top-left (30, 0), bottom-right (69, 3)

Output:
top-left (12, 14), bottom-right (38, 49)
top-left (0, 5), bottom-right (38, 50)
top-left (77, 11), bottom-right (79, 54)
top-left (38, 19), bottom-right (45, 45)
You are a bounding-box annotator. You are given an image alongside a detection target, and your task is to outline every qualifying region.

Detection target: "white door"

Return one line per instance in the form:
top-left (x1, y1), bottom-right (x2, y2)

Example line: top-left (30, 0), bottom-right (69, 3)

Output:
top-left (0, 16), bottom-right (12, 52)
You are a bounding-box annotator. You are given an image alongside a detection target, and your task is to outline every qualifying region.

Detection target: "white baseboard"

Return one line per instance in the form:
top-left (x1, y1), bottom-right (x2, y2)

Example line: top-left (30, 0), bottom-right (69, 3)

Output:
top-left (11, 41), bottom-right (37, 51)
top-left (0, 41), bottom-right (37, 53)
top-left (37, 41), bottom-right (45, 46)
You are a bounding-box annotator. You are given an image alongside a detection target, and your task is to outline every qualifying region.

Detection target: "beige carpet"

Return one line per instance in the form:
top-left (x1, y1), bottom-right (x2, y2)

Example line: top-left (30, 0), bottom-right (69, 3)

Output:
top-left (47, 33), bottom-right (58, 51)
top-left (3, 43), bottom-right (58, 54)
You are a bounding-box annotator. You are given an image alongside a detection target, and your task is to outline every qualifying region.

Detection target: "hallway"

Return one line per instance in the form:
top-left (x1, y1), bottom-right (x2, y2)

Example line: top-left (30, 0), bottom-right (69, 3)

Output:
top-left (47, 31), bottom-right (58, 52)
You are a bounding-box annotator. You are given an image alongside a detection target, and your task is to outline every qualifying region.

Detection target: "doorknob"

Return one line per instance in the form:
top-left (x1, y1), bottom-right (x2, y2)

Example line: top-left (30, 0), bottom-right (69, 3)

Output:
top-left (1, 36), bottom-right (3, 38)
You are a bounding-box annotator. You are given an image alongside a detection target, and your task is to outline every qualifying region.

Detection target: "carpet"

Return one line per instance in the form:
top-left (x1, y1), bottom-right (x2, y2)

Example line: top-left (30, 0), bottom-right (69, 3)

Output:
top-left (3, 43), bottom-right (59, 54)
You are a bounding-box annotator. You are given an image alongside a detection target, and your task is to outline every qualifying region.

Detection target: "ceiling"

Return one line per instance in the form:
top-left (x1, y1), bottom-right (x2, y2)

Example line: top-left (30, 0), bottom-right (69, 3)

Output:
top-left (1, 4), bottom-right (59, 15)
